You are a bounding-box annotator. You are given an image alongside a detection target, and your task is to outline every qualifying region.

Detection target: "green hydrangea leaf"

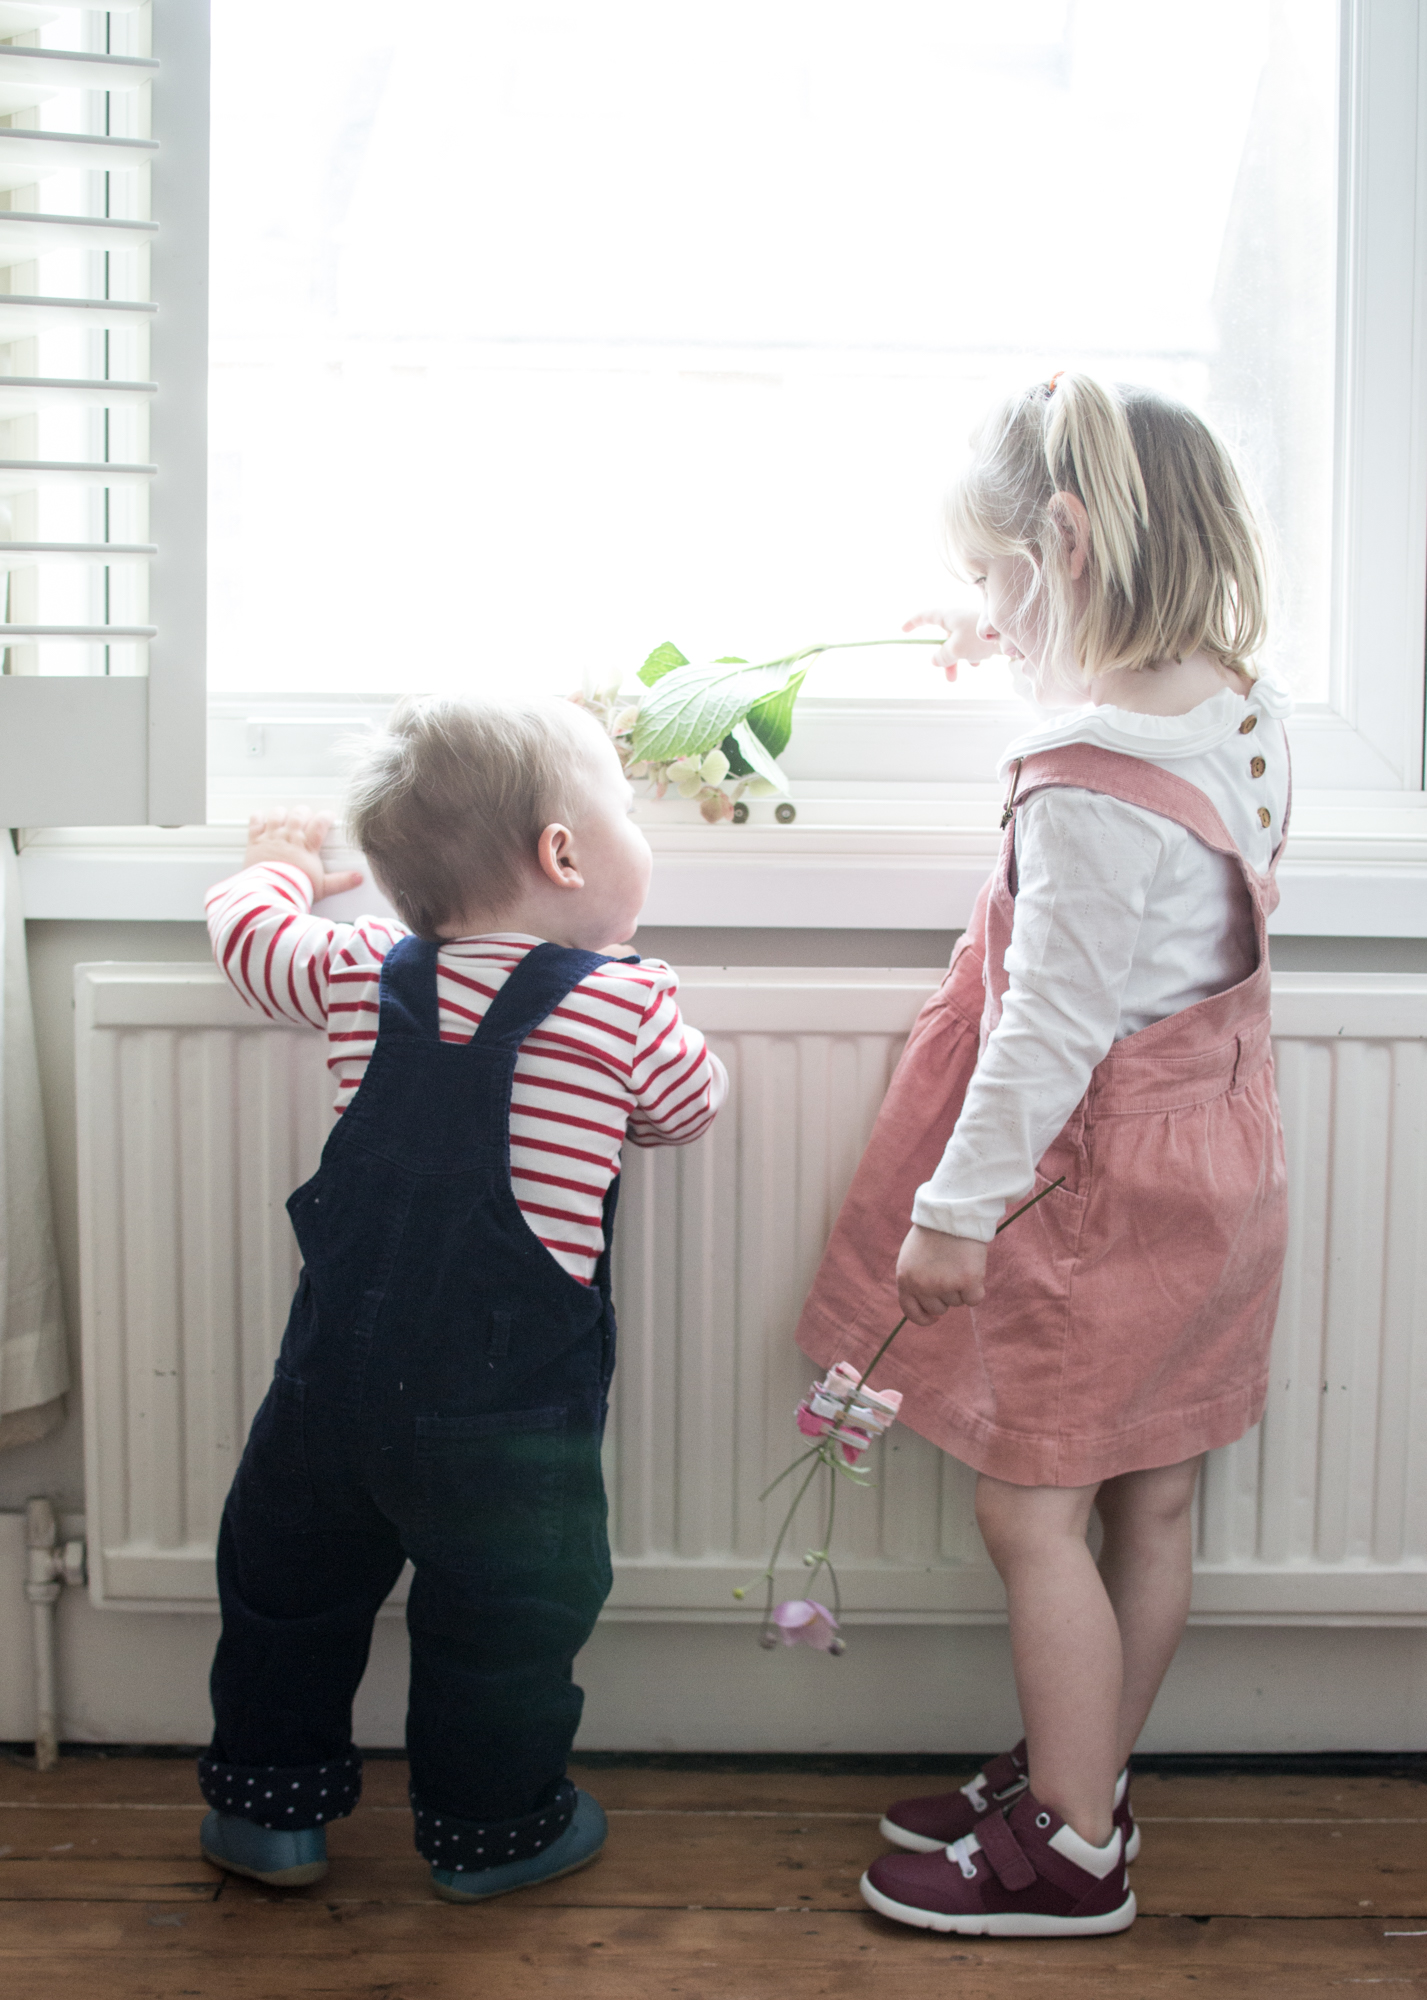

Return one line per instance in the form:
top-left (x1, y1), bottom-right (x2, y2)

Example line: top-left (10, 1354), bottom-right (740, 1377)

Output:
top-left (743, 668), bottom-right (806, 760)
top-left (638, 642), bottom-right (690, 688)
top-left (631, 656), bottom-right (804, 763)
top-left (720, 730), bottom-right (754, 777)
top-left (729, 720), bottom-right (790, 794)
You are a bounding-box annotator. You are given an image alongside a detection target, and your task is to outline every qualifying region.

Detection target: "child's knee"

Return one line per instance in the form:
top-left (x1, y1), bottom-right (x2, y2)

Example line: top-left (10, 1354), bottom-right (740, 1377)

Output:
top-left (1097, 1461), bottom-right (1200, 1544)
top-left (974, 1476), bottom-right (1088, 1565)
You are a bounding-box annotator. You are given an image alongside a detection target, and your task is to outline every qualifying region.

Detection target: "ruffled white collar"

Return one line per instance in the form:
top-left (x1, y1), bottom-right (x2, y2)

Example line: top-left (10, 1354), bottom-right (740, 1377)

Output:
top-left (997, 676), bottom-right (1292, 777)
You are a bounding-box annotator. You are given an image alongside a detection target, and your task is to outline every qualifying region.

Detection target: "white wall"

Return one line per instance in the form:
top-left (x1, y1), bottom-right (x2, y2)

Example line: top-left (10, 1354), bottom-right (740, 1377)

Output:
top-left (7, 917), bottom-right (1427, 1753)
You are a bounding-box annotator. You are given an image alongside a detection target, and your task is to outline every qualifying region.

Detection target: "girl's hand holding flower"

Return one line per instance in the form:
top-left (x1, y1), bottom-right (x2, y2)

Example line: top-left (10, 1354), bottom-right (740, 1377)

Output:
top-left (896, 1224), bottom-right (988, 1324)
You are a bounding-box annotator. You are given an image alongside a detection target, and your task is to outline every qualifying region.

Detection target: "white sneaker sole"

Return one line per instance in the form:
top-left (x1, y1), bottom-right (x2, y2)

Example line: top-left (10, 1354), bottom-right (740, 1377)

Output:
top-left (880, 1815), bottom-right (1142, 1864)
top-left (860, 1874), bottom-right (1137, 1937)
top-left (878, 1815), bottom-right (947, 1853)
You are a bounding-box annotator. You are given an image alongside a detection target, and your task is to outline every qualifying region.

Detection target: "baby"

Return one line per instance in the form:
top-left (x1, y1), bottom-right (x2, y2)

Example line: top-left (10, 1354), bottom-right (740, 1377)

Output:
top-left (196, 694), bottom-right (726, 1900)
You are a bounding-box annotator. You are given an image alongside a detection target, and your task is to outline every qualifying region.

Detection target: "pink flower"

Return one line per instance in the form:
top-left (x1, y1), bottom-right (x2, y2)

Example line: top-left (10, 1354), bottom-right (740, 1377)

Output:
top-left (772, 1599), bottom-right (843, 1651)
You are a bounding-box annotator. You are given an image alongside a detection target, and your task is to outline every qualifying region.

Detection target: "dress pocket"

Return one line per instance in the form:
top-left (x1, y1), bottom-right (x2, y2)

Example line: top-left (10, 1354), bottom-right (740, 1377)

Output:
top-left (411, 1406), bottom-right (569, 1575)
top-left (235, 1370), bottom-right (313, 1528)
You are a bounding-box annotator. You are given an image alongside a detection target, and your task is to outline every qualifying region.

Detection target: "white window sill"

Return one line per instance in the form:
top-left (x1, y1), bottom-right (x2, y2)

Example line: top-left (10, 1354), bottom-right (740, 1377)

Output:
top-left (18, 790), bottom-right (1427, 934)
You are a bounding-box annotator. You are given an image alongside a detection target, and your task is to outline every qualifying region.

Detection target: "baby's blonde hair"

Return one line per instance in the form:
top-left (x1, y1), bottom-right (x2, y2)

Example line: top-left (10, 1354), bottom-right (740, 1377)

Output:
top-left (346, 694), bottom-right (607, 939)
top-left (946, 373), bottom-right (1268, 682)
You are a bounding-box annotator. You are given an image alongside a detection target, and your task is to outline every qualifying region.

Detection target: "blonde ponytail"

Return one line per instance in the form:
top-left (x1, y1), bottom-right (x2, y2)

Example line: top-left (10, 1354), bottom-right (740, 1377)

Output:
top-left (945, 372), bottom-right (1269, 683)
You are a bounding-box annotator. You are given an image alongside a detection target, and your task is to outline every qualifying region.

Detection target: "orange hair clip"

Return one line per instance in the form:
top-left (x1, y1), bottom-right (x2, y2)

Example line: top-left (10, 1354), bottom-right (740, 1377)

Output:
top-left (1046, 371), bottom-right (1065, 394)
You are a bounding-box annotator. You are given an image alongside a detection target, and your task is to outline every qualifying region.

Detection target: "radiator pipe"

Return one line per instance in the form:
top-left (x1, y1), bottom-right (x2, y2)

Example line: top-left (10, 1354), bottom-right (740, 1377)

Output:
top-left (24, 1498), bottom-right (85, 1773)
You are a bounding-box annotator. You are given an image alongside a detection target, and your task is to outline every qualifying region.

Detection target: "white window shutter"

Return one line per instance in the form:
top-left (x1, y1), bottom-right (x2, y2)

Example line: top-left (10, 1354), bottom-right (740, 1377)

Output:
top-left (0, 0), bottom-right (208, 829)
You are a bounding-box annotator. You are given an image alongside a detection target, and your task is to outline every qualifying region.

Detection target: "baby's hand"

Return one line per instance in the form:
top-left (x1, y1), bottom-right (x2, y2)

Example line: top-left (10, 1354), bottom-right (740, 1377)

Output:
top-left (903, 606), bottom-right (997, 683)
top-left (896, 1223), bottom-right (987, 1325)
top-left (245, 806), bottom-right (364, 903)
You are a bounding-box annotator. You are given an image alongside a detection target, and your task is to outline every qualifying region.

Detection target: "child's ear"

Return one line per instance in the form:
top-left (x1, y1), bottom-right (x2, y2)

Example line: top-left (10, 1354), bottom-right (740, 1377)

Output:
top-left (537, 822), bottom-right (585, 892)
top-left (1049, 490), bottom-right (1092, 581)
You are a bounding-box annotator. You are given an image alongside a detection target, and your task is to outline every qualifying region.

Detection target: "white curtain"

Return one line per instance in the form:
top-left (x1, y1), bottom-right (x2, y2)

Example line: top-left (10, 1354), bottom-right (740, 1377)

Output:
top-left (0, 835), bottom-right (66, 1449)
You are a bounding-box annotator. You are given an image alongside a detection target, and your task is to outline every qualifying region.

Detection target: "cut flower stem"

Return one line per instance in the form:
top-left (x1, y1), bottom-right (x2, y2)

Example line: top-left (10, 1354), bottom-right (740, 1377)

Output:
top-left (738, 1175), bottom-right (1067, 1651)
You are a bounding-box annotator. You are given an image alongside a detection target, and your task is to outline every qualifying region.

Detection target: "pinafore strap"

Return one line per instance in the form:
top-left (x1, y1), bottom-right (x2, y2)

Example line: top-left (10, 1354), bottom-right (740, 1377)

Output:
top-left (1000, 742), bottom-right (1289, 883)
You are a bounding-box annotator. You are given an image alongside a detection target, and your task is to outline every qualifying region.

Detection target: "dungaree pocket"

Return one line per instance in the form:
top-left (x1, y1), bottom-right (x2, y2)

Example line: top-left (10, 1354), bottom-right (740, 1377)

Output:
top-left (411, 1406), bottom-right (570, 1575)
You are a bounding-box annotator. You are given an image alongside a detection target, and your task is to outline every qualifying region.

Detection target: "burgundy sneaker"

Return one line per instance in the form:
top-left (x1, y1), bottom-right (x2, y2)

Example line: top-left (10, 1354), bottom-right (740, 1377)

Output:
top-left (861, 1788), bottom-right (1135, 1937)
top-left (879, 1743), bottom-right (1029, 1853)
top-left (881, 1744), bottom-right (1140, 1865)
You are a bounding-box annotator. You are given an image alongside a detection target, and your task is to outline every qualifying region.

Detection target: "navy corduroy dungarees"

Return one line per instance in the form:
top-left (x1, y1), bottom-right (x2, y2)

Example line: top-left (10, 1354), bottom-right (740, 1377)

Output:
top-left (200, 937), bottom-right (620, 1869)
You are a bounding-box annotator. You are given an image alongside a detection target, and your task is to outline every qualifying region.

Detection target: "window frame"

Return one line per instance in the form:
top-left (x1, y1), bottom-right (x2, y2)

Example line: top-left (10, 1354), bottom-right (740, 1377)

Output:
top-left (778, 0), bottom-right (1427, 797)
top-left (10, 0), bottom-right (1427, 837)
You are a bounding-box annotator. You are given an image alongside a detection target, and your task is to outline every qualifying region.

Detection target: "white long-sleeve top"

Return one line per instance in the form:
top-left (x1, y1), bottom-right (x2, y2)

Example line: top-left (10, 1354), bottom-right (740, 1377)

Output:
top-left (912, 678), bottom-right (1292, 1243)
top-left (207, 864), bottom-right (727, 1286)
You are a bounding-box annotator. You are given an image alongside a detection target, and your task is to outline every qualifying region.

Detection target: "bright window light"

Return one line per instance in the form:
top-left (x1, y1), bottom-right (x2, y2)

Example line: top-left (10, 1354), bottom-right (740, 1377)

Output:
top-left (208, 0), bottom-right (1338, 706)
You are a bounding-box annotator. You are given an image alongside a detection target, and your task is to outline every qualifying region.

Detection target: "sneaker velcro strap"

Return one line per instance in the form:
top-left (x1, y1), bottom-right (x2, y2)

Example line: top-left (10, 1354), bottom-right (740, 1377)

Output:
top-left (975, 1811), bottom-right (1038, 1892)
top-left (981, 1747), bottom-right (1025, 1794)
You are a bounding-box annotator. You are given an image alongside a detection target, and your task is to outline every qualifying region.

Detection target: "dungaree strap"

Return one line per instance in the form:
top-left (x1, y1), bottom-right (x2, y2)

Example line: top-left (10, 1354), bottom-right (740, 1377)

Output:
top-left (472, 941), bottom-right (620, 1054)
top-left (376, 933), bottom-right (623, 1053)
top-left (377, 934), bottom-right (442, 1039)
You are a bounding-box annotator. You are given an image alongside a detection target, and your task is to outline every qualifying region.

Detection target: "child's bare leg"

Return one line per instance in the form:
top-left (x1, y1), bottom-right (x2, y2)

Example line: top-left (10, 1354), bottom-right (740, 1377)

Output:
top-left (1094, 1456), bottom-right (1203, 1767)
top-left (975, 1475), bottom-right (1119, 1846)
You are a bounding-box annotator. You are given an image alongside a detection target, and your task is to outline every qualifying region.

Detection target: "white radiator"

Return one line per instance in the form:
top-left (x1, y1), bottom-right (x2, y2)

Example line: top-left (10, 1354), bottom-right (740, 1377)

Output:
top-left (75, 963), bottom-right (1427, 1623)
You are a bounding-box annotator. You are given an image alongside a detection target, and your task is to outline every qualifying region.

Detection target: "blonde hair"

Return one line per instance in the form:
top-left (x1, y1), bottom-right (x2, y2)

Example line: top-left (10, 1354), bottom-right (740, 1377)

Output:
top-left (345, 694), bottom-right (606, 939)
top-left (945, 373), bottom-right (1268, 682)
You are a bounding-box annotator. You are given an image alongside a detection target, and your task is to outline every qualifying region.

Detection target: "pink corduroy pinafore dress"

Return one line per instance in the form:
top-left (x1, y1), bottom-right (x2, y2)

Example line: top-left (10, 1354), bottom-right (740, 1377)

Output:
top-left (795, 742), bottom-right (1289, 1488)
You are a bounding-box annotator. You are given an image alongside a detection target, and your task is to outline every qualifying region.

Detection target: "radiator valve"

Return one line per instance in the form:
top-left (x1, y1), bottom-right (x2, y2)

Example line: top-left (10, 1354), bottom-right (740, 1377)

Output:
top-left (24, 1498), bottom-right (86, 1771)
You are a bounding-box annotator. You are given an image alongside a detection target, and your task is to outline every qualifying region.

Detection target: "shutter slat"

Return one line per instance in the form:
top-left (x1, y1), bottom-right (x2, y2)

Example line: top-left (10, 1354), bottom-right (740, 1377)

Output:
top-left (0, 129), bottom-right (156, 187)
top-left (0, 377), bottom-right (156, 413)
top-left (0, 460), bottom-right (156, 493)
top-left (0, 295), bottom-right (156, 336)
top-left (0, 213), bottom-right (157, 260)
top-left (0, 542), bottom-right (156, 567)
top-left (0, 623), bottom-right (157, 641)
top-left (0, 44), bottom-right (157, 89)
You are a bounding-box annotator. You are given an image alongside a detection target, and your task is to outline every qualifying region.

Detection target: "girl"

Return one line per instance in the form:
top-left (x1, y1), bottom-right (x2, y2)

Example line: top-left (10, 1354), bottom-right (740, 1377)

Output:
top-left (796, 373), bottom-right (1290, 1937)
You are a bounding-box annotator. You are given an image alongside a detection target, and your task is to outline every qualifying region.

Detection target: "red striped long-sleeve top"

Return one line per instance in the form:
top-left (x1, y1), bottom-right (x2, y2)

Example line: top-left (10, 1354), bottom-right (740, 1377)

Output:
top-left (207, 863), bottom-right (727, 1286)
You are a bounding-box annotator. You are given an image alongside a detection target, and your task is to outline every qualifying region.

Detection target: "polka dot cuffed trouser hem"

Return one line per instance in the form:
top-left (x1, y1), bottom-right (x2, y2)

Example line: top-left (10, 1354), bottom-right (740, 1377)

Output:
top-left (413, 1776), bottom-right (577, 1870)
top-left (198, 1750), bottom-right (363, 1831)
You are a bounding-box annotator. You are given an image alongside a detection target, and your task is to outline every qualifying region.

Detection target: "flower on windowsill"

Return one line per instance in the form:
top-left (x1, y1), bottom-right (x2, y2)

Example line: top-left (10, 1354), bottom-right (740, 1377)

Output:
top-left (570, 632), bottom-right (944, 823)
top-left (772, 1599), bottom-right (845, 1654)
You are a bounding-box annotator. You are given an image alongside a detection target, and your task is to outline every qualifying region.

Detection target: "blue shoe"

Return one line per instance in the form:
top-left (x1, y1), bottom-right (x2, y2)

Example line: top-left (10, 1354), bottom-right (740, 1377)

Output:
top-left (431, 1789), bottom-right (607, 1903)
top-left (200, 1809), bottom-right (329, 1887)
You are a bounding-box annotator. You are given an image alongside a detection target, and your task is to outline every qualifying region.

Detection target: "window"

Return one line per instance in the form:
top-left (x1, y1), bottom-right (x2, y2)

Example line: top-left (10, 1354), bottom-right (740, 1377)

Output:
top-left (207, 0), bottom-right (1424, 814)
top-left (0, 0), bottom-right (208, 828)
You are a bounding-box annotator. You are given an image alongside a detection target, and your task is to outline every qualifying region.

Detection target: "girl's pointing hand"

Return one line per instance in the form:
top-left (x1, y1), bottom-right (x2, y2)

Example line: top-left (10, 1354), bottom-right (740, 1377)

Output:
top-left (902, 605), bottom-right (998, 683)
top-left (896, 1224), bottom-right (987, 1325)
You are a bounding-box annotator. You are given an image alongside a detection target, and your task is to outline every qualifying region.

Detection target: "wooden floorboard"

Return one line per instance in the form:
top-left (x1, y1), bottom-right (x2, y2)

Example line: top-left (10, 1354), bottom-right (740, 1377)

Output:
top-left (0, 1757), bottom-right (1424, 1995)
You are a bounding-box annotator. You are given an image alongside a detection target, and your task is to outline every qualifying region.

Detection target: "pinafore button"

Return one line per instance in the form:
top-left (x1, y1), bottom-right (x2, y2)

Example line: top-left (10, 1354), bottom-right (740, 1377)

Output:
top-left (1250, 755), bottom-right (1266, 777)
top-left (1239, 714), bottom-right (1258, 733)
top-left (1257, 806), bottom-right (1272, 828)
